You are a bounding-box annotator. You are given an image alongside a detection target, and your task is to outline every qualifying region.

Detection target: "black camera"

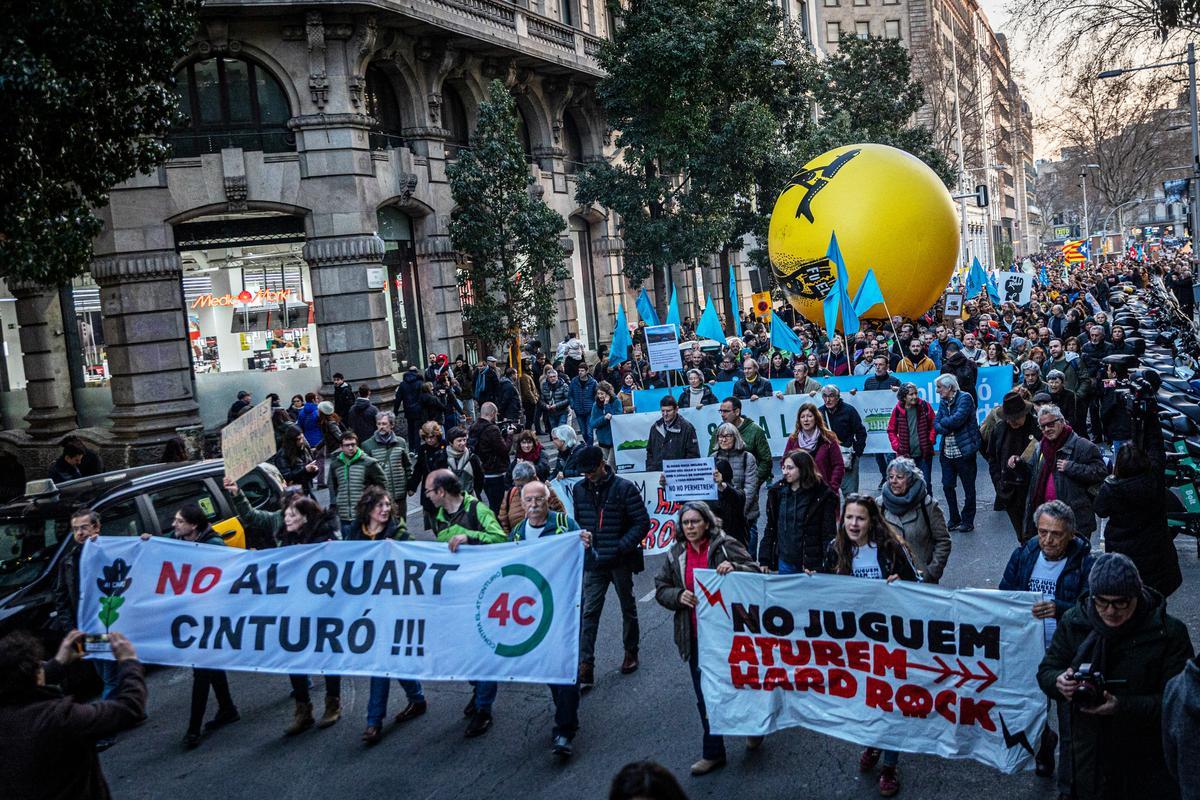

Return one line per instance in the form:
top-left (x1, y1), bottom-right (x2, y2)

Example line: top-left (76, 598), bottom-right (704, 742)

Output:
top-left (1073, 662), bottom-right (1107, 708)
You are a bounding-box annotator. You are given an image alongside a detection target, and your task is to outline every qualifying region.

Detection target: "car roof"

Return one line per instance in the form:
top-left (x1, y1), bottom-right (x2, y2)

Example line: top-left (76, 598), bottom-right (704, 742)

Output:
top-left (1, 459), bottom-right (228, 517)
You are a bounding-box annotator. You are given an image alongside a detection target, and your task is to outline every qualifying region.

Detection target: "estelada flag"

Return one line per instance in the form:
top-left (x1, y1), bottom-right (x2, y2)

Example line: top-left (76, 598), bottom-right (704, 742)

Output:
top-left (1062, 240), bottom-right (1086, 265)
top-left (752, 291), bottom-right (773, 321)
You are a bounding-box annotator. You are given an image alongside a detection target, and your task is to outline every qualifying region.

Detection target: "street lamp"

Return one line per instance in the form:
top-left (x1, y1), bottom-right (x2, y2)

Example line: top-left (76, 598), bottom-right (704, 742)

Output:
top-left (1099, 43), bottom-right (1199, 268)
top-left (1078, 163), bottom-right (1101, 263)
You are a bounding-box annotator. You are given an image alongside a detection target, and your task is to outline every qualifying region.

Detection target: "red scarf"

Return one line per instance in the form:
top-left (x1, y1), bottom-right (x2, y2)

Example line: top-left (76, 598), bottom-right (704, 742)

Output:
top-left (516, 441), bottom-right (543, 463)
top-left (1033, 423), bottom-right (1072, 505)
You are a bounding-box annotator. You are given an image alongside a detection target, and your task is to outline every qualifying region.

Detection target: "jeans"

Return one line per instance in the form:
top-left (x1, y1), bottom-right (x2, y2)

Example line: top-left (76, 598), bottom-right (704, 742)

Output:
top-left (289, 674), bottom-right (341, 703)
top-left (188, 668), bottom-right (235, 734)
top-left (482, 475), bottom-right (507, 510)
top-left (578, 416), bottom-right (594, 446)
top-left (548, 411), bottom-right (569, 431)
top-left (875, 454), bottom-right (890, 484)
top-left (746, 522), bottom-right (759, 562)
top-left (470, 680), bottom-right (498, 713)
top-left (939, 452), bottom-right (977, 527)
top-left (689, 643), bottom-right (726, 760)
top-left (366, 677), bottom-right (424, 726)
top-left (777, 558), bottom-right (801, 575)
top-left (882, 750), bottom-right (900, 767)
top-left (579, 566), bottom-right (640, 666)
top-left (841, 455), bottom-right (860, 495)
top-left (549, 683), bottom-right (581, 739)
top-left (95, 658), bottom-right (120, 700)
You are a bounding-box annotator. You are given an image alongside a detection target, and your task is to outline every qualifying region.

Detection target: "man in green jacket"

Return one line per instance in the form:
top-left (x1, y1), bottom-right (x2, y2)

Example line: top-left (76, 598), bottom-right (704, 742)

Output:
top-left (329, 430), bottom-right (386, 537)
top-left (361, 411), bottom-right (411, 535)
top-left (709, 396), bottom-right (772, 557)
top-left (423, 468), bottom-right (506, 738)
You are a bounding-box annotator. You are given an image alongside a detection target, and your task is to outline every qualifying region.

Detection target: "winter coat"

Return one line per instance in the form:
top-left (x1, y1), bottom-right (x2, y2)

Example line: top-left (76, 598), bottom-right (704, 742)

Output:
top-left (361, 433), bottom-right (412, 506)
top-left (407, 443), bottom-right (448, 494)
top-left (887, 400), bottom-right (937, 460)
top-left (677, 385), bottom-right (718, 408)
top-left (555, 443), bottom-right (589, 478)
top-left (1099, 385), bottom-right (1134, 441)
top-left (783, 434), bottom-right (846, 492)
top-left (863, 373), bottom-right (902, 391)
top-left (712, 483), bottom-right (749, 545)
top-left (1043, 355), bottom-right (1082, 395)
top-left (1162, 657), bottom-right (1200, 800)
top-left (497, 483), bottom-right (564, 533)
top-left (760, 481), bottom-right (839, 571)
top-left (1048, 388), bottom-right (1084, 432)
top-left (1038, 592), bottom-right (1194, 800)
top-left (979, 407), bottom-right (1039, 503)
top-left (298, 401), bottom-right (322, 447)
top-left (708, 417), bottom-right (773, 485)
top-left (517, 372), bottom-right (539, 405)
top-left (329, 449), bottom-right (387, 521)
top-left (394, 370), bottom-right (425, 417)
top-left (646, 415), bottom-right (701, 471)
top-left (344, 518), bottom-right (406, 541)
top-left (432, 494), bottom-right (507, 544)
top-left (879, 488), bottom-right (952, 582)
top-left (467, 419), bottom-right (510, 475)
top-left (897, 355), bottom-right (937, 373)
top-left (1095, 472), bottom-right (1182, 597)
top-left (933, 389), bottom-right (981, 457)
top-left (655, 532), bottom-right (758, 661)
top-left (571, 469), bottom-right (651, 572)
top-left (588, 399), bottom-right (623, 447)
top-left (346, 397), bottom-right (379, 442)
top-left (320, 418), bottom-right (345, 454)
top-left (0, 659), bottom-right (147, 800)
top-left (940, 352), bottom-right (979, 402)
top-left (568, 375), bottom-right (598, 418)
top-left (820, 399), bottom-right (867, 458)
top-left (496, 378), bottom-right (523, 422)
top-left (999, 536), bottom-right (1093, 617)
top-left (733, 375), bottom-right (772, 399)
top-left (333, 382), bottom-right (355, 420)
top-left (419, 392), bottom-right (447, 426)
top-left (1016, 431), bottom-right (1107, 537)
top-left (51, 544), bottom-right (84, 632)
top-left (712, 446), bottom-right (761, 522)
top-left (539, 378), bottom-right (570, 413)
top-left (445, 449), bottom-right (485, 496)
top-left (509, 445), bottom-right (554, 482)
top-left (820, 537), bottom-right (918, 581)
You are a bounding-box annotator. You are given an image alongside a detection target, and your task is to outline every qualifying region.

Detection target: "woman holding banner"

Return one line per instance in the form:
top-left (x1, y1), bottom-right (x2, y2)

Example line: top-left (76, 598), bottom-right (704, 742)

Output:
top-left (759, 450), bottom-right (838, 574)
top-left (821, 495), bottom-right (917, 797)
top-left (783, 403), bottom-right (845, 492)
top-left (654, 501), bottom-right (759, 776)
top-left (677, 370), bottom-right (718, 409)
top-left (617, 371), bottom-right (641, 414)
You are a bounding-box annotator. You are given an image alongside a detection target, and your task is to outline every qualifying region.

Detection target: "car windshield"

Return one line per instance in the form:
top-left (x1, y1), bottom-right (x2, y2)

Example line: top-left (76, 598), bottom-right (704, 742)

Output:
top-left (0, 514), bottom-right (70, 598)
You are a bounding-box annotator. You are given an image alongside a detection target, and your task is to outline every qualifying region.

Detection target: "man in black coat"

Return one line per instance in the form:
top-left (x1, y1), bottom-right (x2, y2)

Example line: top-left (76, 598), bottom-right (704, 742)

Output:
top-left (394, 365), bottom-right (426, 445)
top-left (645, 395), bottom-right (700, 471)
top-left (571, 447), bottom-right (650, 689)
top-left (226, 390), bottom-right (252, 424)
top-left (467, 402), bottom-right (511, 510)
top-left (332, 373), bottom-right (355, 420)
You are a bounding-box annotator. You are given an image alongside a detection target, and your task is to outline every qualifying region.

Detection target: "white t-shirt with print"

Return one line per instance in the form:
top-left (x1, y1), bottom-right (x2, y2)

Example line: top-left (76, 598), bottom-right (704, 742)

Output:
top-left (852, 544), bottom-right (883, 580)
top-left (1028, 552), bottom-right (1068, 647)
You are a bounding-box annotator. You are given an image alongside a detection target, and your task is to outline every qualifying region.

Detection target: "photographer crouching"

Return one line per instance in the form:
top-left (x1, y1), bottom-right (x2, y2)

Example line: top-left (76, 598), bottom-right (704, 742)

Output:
top-left (1038, 553), bottom-right (1194, 800)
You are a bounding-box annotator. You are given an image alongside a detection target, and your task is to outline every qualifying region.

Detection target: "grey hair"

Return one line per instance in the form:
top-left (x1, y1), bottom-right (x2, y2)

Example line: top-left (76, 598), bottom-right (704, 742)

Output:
top-left (886, 456), bottom-right (922, 483)
top-left (1020, 360), bottom-right (1040, 374)
top-left (1034, 499), bottom-right (1076, 531)
top-left (896, 382), bottom-right (920, 403)
top-left (934, 374), bottom-right (959, 391)
top-left (511, 460), bottom-right (538, 483)
top-left (677, 501), bottom-right (724, 538)
top-left (715, 422), bottom-right (746, 450)
top-left (377, 410), bottom-right (396, 425)
top-left (820, 384), bottom-right (840, 397)
top-left (686, 368), bottom-right (705, 382)
top-left (551, 425), bottom-right (578, 447)
top-left (1037, 404), bottom-right (1066, 422)
top-left (1046, 369), bottom-right (1065, 381)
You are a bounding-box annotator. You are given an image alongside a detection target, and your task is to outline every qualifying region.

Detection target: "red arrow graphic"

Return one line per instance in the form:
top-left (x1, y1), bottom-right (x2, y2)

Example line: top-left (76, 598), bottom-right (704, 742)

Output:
top-left (908, 657), bottom-right (998, 692)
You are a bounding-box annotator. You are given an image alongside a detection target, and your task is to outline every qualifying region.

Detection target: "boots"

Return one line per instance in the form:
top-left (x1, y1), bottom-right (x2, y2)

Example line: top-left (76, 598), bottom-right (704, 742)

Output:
top-left (285, 701), bottom-right (314, 736)
top-left (317, 695), bottom-right (342, 729)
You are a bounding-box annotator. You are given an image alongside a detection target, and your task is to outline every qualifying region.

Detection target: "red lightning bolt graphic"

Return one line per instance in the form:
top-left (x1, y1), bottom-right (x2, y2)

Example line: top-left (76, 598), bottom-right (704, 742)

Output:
top-left (694, 577), bottom-right (729, 618)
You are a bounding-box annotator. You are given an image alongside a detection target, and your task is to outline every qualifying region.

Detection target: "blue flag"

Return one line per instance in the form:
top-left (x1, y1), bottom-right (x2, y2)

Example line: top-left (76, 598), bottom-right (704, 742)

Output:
top-left (665, 286), bottom-right (681, 331)
top-left (852, 268), bottom-right (885, 317)
top-left (770, 315), bottom-right (807, 356)
top-left (635, 287), bottom-right (659, 327)
top-left (696, 294), bottom-right (726, 342)
top-left (986, 271), bottom-right (1001, 305)
top-left (965, 257), bottom-right (987, 300)
top-left (609, 305), bottom-right (631, 367)
top-left (826, 232), bottom-right (859, 335)
top-left (823, 281), bottom-right (840, 342)
top-left (728, 265), bottom-right (743, 338)
top-left (1038, 264), bottom-right (1049, 286)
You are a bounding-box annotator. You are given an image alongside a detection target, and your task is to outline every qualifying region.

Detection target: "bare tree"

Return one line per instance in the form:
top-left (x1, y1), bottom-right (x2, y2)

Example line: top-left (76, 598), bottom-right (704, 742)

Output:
top-left (1008, 0), bottom-right (1199, 65)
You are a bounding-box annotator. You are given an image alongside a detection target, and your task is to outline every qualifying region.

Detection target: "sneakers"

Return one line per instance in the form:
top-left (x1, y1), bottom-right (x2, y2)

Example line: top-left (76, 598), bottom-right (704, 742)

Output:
top-left (859, 748), bottom-right (882, 771)
top-left (393, 700), bottom-right (427, 725)
top-left (690, 757), bottom-right (726, 776)
top-left (878, 765), bottom-right (900, 796)
top-left (285, 701), bottom-right (315, 736)
top-left (578, 662), bottom-right (595, 690)
top-left (551, 734), bottom-right (573, 759)
top-left (317, 695), bottom-right (342, 729)
top-left (203, 707), bottom-right (240, 733)
top-left (620, 651), bottom-right (639, 675)
top-left (465, 711), bottom-right (493, 738)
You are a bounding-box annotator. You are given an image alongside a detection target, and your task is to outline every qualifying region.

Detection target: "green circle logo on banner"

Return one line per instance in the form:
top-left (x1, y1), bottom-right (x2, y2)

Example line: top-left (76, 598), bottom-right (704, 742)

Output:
top-left (475, 563), bottom-right (554, 657)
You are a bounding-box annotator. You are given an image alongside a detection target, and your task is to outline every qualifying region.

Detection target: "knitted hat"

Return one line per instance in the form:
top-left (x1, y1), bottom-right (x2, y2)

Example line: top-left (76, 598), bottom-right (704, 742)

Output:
top-left (317, 401), bottom-right (335, 415)
top-left (1089, 552), bottom-right (1143, 598)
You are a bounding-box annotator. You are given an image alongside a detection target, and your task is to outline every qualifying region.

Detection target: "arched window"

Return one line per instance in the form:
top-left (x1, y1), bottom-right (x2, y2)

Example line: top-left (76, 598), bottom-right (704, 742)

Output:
top-left (443, 84), bottom-right (470, 156)
top-left (366, 65), bottom-right (405, 149)
top-left (563, 112), bottom-right (584, 173)
top-left (170, 56), bottom-right (293, 157)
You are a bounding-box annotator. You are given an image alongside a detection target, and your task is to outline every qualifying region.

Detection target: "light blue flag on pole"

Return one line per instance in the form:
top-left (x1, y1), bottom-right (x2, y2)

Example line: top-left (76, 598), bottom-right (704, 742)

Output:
top-left (851, 268), bottom-right (885, 317)
top-left (823, 281), bottom-right (840, 341)
top-left (635, 287), bottom-right (659, 326)
top-left (728, 265), bottom-right (743, 338)
top-left (1038, 264), bottom-right (1049, 286)
top-left (826, 232), bottom-right (859, 335)
top-left (770, 314), bottom-right (807, 356)
top-left (665, 286), bottom-right (681, 331)
top-left (696, 295), bottom-right (726, 342)
top-left (609, 305), bottom-right (631, 367)
top-left (965, 257), bottom-right (986, 299)
top-left (986, 271), bottom-right (1001, 305)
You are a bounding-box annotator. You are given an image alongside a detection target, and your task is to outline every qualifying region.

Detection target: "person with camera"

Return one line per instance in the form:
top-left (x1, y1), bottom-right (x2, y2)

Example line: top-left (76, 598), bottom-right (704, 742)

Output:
top-left (1038, 552), bottom-right (1194, 800)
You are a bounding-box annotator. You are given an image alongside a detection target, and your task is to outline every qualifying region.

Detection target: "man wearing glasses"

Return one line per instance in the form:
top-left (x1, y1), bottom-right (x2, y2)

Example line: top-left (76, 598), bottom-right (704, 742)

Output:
top-left (1008, 405), bottom-right (1107, 544)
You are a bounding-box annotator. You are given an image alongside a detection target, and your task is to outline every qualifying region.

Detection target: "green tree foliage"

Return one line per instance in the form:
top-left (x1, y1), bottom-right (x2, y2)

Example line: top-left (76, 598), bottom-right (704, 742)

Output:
top-left (0, 0), bottom-right (198, 285)
top-left (447, 80), bottom-right (570, 354)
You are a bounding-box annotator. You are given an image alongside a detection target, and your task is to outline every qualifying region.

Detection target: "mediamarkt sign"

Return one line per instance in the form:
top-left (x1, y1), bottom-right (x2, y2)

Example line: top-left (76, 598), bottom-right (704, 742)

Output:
top-left (192, 288), bottom-right (293, 309)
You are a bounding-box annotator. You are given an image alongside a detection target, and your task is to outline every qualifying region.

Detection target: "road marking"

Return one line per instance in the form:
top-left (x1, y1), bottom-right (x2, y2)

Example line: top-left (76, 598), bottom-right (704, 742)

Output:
top-left (639, 589), bottom-right (656, 603)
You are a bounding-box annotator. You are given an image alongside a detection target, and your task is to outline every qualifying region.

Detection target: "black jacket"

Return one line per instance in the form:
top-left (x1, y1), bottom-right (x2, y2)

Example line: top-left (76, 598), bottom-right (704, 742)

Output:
top-left (940, 352), bottom-right (979, 402)
top-left (733, 375), bottom-right (772, 399)
top-left (676, 385), bottom-right (718, 409)
top-left (394, 370), bottom-right (424, 416)
top-left (333, 382), bottom-right (355, 420)
top-left (52, 544), bottom-right (83, 632)
top-left (712, 483), bottom-right (748, 546)
top-left (1095, 472), bottom-right (1182, 597)
top-left (760, 482), bottom-right (839, 571)
top-left (48, 458), bottom-right (82, 484)
top-left (645, 415), bottom-right (700, 471)
top-left (863, 373), bottom-right (901, 391)
top-left (571, 469), bottom-right (650, 572)
top-left (346, 397), bottom-right (379, 442)
top-left (821, 537), bottom-right (918, 581)
top-left (496, 378), bottom-right (523, 422)
top-left (820, 399), bottom-right (867, 457)
top-left (468, 419), bottom-right (510, 475)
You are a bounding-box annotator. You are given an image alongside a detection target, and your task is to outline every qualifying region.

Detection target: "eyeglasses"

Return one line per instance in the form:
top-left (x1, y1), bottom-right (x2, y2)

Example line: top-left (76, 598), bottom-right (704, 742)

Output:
top-left (1039, 420), bottom-right (1062, 430)
top-left (1093, 596), bottom-right (1133, 612)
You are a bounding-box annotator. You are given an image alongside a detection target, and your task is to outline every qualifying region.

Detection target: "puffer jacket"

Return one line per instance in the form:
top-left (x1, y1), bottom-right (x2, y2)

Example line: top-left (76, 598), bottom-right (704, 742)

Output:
top-left (654, 532), bottom-right (758, 662)
top-left (1095, 472), bottom-right (1181, 597)
top-left (887, 400), bottom-right (937, 460)
top-left (1016, 431), bottom-right (1107, 537)
top-left (298, 402), bottom-right (322, 447)
top-left (759, 481), bottom-right (838, 571)
top-left (571, 469), bottom-right (650, 572)
top-left (733, 375), bottom-right (772, 399)
top-left (712, 447), bottom-right (761, 522)
top-left (646, 415), bottom-right (701, 471)
top-left (568, 375), bottom-right (598, 418)
top-left (934, 389), bottom-right (981, 457)
top-left (539, 378), bottom-right (570, 413)
top-left (361, 433), bottom-right (411, 504)
top-left (999, 535), bottom-right (1093, 616)
top-left (708, 417), bottom-right (773, 485)
top-left (329, 449), bottom-right (386, 521)
top-left (394, 370), bottom-right (425, 416)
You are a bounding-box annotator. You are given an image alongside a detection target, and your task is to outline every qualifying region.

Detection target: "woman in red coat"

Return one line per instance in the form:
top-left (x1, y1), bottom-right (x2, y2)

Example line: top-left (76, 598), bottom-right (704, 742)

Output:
top-left (886, 382), bottom-right (936, 488)
top-left (784, 402), bottom-right (846, 492)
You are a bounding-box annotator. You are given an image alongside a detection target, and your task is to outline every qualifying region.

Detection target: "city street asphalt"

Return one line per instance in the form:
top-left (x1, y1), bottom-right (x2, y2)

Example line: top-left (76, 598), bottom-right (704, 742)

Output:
top-left (97, 463), bottom-right (1200, 800)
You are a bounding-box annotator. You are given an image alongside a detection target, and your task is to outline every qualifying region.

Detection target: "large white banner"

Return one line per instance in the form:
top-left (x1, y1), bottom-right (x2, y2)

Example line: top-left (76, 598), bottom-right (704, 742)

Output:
top-left (79, 535), bottom-right (584, 684)
top-left (552, 472), bottom-right (678, 556)
top-left (694, 571), bottom-right (1047, 773)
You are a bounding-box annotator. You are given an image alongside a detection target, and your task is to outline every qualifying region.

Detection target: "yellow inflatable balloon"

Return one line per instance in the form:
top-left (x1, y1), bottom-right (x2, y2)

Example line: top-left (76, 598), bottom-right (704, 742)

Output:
top-left (768, 143), bottom-right (958, 324)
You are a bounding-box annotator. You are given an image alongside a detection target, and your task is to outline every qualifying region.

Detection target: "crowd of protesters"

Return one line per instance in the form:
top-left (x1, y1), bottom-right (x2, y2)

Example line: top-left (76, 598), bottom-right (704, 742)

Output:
top-left (8, 251), bottom-right (1200, 800)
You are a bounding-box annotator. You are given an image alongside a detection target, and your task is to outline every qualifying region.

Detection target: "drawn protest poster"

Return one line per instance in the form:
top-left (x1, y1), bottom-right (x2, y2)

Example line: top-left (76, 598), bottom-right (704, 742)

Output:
top-left (220, 399), bottom-right (275, 480)
top-left (996, 271), bottom-right (1033, 306)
